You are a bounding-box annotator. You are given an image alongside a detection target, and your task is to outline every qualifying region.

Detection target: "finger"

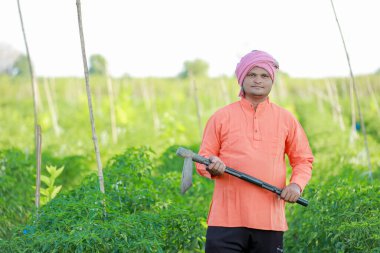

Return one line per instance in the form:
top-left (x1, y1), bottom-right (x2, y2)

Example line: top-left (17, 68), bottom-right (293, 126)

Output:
top-left (208, 164), bottom-right (220, 175)
top-left (291, 193), bottom-right (300, 203)
top-left (283, 191), bottom-right (292, 201)
top-left (220, 164), bottom-right (226, 173)
top-left (288, 194), bottom-right (294, 203)
top-left (289, 192), bottom-right (298, 202)
top-left (208, 168), bottom-right (217, 176)
top-left (214, 164), bottom-right (223, 175)
top-left (280, 189), bottom-right (288, 199)
top-left (217, 166), bottom-right (225, 175)
top-left (206, 165), bottom-right (215, 175)
top-left (209, 156), bottom-right (220, 163)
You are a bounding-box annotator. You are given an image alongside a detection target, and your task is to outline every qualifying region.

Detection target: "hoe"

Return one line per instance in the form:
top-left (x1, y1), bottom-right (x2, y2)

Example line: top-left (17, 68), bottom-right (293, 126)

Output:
top-left (176, 147), bottom-right (308, 207)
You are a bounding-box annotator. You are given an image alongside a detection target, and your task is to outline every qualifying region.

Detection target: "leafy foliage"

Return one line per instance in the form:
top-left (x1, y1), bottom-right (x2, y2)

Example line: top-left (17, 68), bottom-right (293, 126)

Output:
top-left (0, 149), bottom-right (35, 239)
top-left (0, 149), bottom-right (93, 239)
top-left (285, 171), bottom-right (380, 252)
top-left (1, 74), bottom-right (380, 251)
top-left (0, 147), bottom-right (207, 252)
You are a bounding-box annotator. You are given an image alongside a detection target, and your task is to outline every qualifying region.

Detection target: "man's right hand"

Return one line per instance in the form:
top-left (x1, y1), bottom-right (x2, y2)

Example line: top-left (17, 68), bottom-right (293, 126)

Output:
top-left (207, 156), bottom-right (226, 176)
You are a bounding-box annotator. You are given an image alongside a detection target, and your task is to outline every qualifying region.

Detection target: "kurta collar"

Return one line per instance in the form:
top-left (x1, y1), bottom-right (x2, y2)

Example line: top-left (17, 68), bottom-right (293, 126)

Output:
top-left (240, 96), bottom-right (270, 113)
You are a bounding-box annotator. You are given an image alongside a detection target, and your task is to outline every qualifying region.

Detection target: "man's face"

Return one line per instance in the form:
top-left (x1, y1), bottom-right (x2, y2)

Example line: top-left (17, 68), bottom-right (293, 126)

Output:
top-left (242, 67), bottom-right (274, 98)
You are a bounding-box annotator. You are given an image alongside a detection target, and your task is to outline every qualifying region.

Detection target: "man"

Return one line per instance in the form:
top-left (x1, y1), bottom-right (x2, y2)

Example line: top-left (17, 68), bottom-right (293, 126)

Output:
top-left (195, 50), bottom-right (314, 253)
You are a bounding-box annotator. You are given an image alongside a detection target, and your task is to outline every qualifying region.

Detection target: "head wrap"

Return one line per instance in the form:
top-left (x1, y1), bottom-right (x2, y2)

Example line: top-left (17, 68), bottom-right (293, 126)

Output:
top-left (235, 50), bottom-right (279, 97)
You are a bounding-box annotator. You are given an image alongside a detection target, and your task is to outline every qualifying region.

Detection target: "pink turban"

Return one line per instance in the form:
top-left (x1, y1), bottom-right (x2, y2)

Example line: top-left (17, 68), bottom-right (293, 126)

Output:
top-left (235, 50), bottom-right (279, 96)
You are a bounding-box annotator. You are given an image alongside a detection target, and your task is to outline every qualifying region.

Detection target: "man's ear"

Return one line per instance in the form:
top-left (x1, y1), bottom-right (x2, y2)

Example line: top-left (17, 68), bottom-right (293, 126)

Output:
top-left (240, 86), bottom-right (245, 95)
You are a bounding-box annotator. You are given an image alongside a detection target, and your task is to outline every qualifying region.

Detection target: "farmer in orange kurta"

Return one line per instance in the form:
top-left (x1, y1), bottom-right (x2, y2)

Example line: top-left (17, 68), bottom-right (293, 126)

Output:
top-left (196, 50), bottom-right (314, 252)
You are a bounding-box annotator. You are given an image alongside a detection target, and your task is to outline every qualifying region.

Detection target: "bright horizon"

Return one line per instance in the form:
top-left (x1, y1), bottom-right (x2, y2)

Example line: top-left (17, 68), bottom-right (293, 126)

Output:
top-left (1, 0), bottom-right (380, 78)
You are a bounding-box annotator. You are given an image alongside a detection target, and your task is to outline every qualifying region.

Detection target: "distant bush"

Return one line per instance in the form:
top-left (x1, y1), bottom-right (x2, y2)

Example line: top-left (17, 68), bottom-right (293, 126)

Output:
top-left (0, 147), bottom-right (207, 252)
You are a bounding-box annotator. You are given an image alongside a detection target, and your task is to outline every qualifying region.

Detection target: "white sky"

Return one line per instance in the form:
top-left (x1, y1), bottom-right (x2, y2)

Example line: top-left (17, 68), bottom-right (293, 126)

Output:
top-left (1, 0), bottom-right (379, 78)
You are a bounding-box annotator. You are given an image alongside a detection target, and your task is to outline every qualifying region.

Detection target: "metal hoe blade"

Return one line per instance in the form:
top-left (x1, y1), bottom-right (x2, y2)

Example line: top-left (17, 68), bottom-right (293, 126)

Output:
top-left (181, 157), bottom-right (193, 194)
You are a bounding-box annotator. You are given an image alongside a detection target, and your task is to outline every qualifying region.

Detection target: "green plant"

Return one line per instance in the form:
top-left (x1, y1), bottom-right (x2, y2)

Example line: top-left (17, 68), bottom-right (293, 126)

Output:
top-left (0, 147), bottom-right (207, 252)
top-left (39, 165), bottom-right (64, 206)
top-left (285, 171), bottom-right (380, 252)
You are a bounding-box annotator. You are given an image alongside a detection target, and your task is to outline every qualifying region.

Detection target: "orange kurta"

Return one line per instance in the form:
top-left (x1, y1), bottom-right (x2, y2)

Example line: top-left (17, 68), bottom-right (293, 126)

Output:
top-left (196, 97), bottom-right (314, 231)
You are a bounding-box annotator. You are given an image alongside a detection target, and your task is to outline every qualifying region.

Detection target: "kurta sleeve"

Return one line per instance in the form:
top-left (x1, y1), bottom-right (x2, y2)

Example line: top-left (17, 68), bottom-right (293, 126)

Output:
top-left (285, 116), bottom-right (314, 191)
top-left (195, 112), bottom-right (223, 179)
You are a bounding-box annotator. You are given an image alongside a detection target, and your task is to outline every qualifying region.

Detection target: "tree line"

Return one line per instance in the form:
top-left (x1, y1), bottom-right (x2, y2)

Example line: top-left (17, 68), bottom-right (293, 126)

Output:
top-left (0, 44), bottom-right (210, 78)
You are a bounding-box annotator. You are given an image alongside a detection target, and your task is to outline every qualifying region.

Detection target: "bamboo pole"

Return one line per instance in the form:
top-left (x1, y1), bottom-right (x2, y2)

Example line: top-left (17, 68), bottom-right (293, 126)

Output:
top-left (141, 80), bottom-right (151, 111)
top-left (35, 125), bottom-right (42, 212)
top-left (220, 79), bottom-right (231, 105)
top-left (17, 0), bottom-right (39, 148)
top-left (35, 81), bottom-right (44, 111)
top-left (310, 85), bottom-right (325, 113)
top-left (140, 80), bottom-right (159, 130)
top-left (95, 80), bottom-right (102, 110)
top-left (330, 0), bottom-right (372, 178)
top-left (76, 0), bottom-right (105, 194)
top-left (348, 80), bottom-right (358, 143)
top-left (366, 79), bottom-right (380, 117)
top-left (17, 1), bottom-right (43, 211)
top-left (149, 81), bottom-right (161, 131)
top-left (43, 78), bottom-right (61, 136)
top-left (191, 76), bottom-right (202, 141)
top-left (325, 80), bottom-right (338, 123)
top-left (331, 81), bottom-right (345, 131)
top-left (340, 78), bottom-right (349, 98)
top-left (106, 66), bottom-right (117, 144)
top-left (276, 75), bottom-right (288, 103)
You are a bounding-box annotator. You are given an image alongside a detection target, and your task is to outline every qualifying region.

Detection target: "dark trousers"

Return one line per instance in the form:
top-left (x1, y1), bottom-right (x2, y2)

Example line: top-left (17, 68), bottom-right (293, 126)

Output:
top-left (205, 226), bottom-right (284, 253)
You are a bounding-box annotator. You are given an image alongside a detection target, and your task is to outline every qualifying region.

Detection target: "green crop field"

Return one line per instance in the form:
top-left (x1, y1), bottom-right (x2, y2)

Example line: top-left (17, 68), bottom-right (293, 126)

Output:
top-left (1, 73), bottom-right (380, 252)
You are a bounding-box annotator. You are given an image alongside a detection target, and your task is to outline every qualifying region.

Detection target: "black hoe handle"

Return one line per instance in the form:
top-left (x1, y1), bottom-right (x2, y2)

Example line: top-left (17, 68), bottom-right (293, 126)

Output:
top-left (183, 149), bottom-right (309, 207)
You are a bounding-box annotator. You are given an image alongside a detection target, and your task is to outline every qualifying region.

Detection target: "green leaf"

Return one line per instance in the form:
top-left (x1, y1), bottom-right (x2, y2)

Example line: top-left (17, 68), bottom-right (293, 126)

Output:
top-left (51, 185), bottom-right (62, 199)
top-left (40, 188), bottom-right (49, 197)
top-left (41, 175), bottom-right (51, 186)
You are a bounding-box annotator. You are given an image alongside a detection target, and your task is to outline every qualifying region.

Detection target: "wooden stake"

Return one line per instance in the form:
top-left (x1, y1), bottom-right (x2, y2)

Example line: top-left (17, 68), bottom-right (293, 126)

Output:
top-left (35, 125), bottom-right (42, 210)
top-left (331, 81), bottom-right (345, 131)
top-left (191, 76), bottom-right (202, 141)
top-left (220, 79), bottom-right (230, 105)
top-left (17, 0), bottom-right (39, 149)
top-left (310, 85), bottom-right (325, 113)
top-left (326, 80), bottom-right (338, 123)
top-left (348, 80), bottom-right (358, 143)
top-left (76, 0), bottom-right (105, 194)
top-left (141, 80), bottom-right (151, 111)
top-left (149, 81), bottom-right (161, 131)
top-left (330, 0), bottom-right (372, 178)
top-left (277, 76), bottom-right (288, 103)
top-left (106, 67), bottom-right (117, 144)
top-left (43, 78), bottom-right (61, 136)
top-left (366, 79), bottom-right (380, 117)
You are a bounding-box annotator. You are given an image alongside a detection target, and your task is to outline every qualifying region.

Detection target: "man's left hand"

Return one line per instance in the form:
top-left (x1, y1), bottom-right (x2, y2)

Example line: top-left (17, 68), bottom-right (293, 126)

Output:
top-left (280, 183), bottom-right (301, 203)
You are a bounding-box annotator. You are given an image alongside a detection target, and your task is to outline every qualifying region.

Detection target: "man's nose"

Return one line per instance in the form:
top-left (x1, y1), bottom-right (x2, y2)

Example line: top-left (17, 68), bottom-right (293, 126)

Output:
top-left (253, 76), bottom-right (262, 83)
